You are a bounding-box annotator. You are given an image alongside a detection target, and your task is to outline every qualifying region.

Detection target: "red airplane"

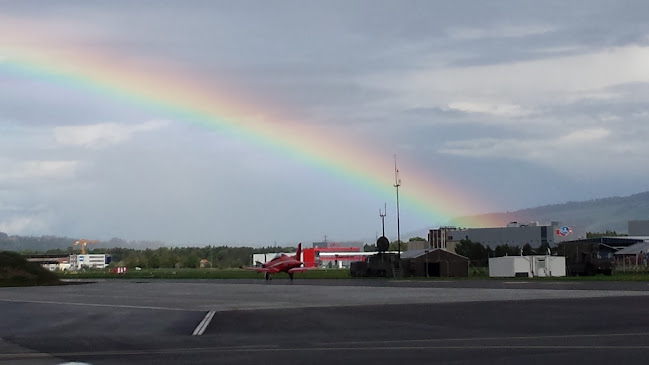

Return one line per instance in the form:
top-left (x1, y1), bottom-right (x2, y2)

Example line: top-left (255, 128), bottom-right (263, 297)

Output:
top-left (244, 243), bottom-right (310, 280)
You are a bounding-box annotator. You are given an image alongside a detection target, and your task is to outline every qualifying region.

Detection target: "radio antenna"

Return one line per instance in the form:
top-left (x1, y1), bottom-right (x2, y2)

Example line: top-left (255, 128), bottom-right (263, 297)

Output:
top-left (379, 203), bottom-right (387, 237)
top-left (394, 155), bottom-right (401, 259)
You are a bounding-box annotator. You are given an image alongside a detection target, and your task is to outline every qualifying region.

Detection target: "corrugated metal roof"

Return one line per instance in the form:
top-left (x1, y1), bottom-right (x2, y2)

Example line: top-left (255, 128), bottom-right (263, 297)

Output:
top-left (400, 248), bottom-right (468, 260)
top-left (614, 242), bottom-right (649, 255)
top-left (400, 249), bottom-right (429, 259)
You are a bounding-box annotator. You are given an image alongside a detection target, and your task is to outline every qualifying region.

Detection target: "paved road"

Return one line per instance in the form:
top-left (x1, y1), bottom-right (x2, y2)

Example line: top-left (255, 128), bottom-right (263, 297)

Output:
top-left (1, 279), bottom-right (649, 364)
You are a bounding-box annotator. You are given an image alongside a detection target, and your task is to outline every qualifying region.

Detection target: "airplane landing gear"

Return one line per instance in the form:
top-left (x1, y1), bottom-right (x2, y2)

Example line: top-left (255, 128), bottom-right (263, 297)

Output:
top-left (289, 273), bottom-right (294, 281)
top-left (264, 272), bottom-right (271, 281)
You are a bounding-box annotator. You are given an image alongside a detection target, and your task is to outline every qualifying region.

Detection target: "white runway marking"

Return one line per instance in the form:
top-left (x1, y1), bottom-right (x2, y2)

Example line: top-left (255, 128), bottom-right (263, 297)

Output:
top-left (192, 311), bottom-right (216, 336)
top-left (0, 298), bottom-right (194, 312)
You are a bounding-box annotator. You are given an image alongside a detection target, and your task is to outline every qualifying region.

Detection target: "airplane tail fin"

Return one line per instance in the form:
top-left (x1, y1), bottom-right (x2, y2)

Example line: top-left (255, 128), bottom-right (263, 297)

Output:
top-left (295, 243), bottom-right (302, 260)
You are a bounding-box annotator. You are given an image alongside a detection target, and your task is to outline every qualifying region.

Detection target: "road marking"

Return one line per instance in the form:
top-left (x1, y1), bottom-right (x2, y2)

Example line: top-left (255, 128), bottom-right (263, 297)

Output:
top-left (389, 280), bottom-right (455, 283)
top-left (0, 298), bottom-right (194, 312)
top-left (320, 331), bottom-right (649, 346)
top-left (2, 343), bottom-right (649, 359)
top-left (192, 310), bottom-right (216, 336)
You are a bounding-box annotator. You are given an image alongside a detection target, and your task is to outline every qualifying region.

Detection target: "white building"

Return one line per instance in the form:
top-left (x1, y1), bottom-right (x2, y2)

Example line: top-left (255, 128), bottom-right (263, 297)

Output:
top-left (26, 256), bottom-right (71, 271)
top-left (489, 256), bottom-right (566, 278)
top-left (42, 260), bottom-right (71, 271)
top-left (70, 254), bottom-right (109, 270)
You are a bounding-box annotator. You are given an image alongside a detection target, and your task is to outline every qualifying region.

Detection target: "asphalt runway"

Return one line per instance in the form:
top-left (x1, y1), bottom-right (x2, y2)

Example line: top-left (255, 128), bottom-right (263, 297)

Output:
top-left (1, 279), bottom-right (649, 364)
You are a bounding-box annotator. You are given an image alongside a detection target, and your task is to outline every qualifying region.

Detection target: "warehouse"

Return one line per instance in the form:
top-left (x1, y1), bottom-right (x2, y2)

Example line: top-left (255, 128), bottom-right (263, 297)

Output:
top-left (613, 241), bottom-right (649, 270)
top-left (400, 249), bottom-right (469, 277)
top-left (26, 254), bottom-right (71, 271)
top-left (429, 221), bottom-right (579, 251)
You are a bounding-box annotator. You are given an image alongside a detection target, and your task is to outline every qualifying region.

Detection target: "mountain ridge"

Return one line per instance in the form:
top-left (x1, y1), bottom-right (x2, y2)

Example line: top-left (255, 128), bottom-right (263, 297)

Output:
top-left (453, 191), bottom-right (649, 235)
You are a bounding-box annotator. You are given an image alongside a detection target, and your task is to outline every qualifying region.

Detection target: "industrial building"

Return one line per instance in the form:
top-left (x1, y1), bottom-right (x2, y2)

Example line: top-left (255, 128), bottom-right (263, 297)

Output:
top-left (69, 254), bottom-right (111, 270)
top-left (251, 244), bottom-right (366, 269)
top-left (557, 236), bottom-right (648, 275)
top-left (560, 236), bottom-right (646, 251)
top-left (426, 226), bottom-right (459, 251)
top-left (489, 256), bottom-right (566, 277)
top-left (26, 253), bottom-right (111, 271)
top-left (427, 221), bottom-right (577, 251)
top-left (26, 255), bottom-right (71, 271)
top-left (400, 249), bottom-right (469, 277)
top-left (614, 242), bottom-right (649, 266)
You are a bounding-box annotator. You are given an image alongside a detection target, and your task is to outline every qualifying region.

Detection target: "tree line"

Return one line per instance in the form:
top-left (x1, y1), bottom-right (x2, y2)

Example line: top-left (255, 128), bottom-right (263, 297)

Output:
top-left (454, 240), bottom-right (553, 267)
top-left (1, 232), bottom-right (297, 269)
top-left (3, 231), bottom-right (612, 269)
top-left (18, 245), bottom-right (296, 269)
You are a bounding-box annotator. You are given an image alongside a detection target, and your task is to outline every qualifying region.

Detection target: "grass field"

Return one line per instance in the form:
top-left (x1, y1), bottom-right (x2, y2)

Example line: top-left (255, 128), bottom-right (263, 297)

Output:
top-left (56, 267), bottom-right (649, 281)
top-left (57, 268), bottom-right (353, 280)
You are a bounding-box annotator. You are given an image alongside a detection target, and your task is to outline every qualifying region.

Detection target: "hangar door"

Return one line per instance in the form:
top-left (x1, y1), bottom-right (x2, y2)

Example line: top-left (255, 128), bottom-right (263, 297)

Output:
top-left (427, 262), bottom-right (440, 277)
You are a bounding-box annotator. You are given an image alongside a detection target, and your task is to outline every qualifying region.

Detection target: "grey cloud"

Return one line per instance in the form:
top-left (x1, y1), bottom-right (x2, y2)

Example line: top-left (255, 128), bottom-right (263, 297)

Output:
top-left (3, 1), bottom-right (649, 242)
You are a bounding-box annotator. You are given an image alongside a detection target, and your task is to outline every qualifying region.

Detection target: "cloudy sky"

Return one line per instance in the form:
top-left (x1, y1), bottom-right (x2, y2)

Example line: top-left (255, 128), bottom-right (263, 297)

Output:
top-left (1, 1), bottom-right (649, 245)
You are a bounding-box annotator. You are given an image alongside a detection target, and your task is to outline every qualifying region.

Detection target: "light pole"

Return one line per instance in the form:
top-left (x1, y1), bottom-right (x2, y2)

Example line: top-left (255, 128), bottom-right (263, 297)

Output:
top-left (394, 155), bottom-right (401, 260)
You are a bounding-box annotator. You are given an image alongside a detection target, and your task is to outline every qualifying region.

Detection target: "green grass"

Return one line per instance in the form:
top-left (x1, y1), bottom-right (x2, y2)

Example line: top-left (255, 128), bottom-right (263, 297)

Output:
top-left (551, 272), bottom-right (649, 281)
top-left (55, 266), bottom-right (649, 282)
top-left (58, 267), bottom-right (352, 280)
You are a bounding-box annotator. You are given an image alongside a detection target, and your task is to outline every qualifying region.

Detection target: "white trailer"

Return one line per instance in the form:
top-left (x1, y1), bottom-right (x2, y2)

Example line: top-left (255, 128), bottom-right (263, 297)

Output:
top-left (489, 256), bottom-right (566, 277)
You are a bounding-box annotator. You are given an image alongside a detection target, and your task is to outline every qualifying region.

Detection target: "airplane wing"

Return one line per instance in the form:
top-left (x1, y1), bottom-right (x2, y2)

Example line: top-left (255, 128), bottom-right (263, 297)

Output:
top-left (243, 266), bottom-right (272, 273)
top-left (287, 267), bottom-right (315, 274)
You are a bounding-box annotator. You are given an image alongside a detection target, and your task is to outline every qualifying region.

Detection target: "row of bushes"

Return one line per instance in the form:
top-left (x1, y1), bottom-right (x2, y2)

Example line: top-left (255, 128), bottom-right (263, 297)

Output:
top-left (0, 251), bottom-right (61, 287)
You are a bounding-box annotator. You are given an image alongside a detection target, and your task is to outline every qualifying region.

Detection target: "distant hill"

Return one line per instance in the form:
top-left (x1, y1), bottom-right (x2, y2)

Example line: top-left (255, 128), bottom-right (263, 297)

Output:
top-left (454, 191), bottom-right (649, 236)
top-left (0, 233), bottom-right (166, 253)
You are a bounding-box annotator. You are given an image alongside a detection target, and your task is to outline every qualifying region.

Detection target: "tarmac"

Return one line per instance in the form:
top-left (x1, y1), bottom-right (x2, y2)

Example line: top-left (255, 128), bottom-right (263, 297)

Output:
top-left (1, 279), bottom-right (649, 364)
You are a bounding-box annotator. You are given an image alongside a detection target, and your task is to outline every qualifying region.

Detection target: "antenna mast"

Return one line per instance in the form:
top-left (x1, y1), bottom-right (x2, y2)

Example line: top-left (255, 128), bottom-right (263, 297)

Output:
top-left (379, 203), bottom-right (387, 237)
top-left (394, 155), bottom-right (401, 259)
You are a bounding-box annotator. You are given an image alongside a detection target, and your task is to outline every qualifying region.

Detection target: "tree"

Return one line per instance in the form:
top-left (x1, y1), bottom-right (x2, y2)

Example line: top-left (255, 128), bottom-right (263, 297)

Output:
top-left (408, 236), bottom-right (426, 242)
top-left (363, 244), bottom-right (377, 252)
top-left (536, 242), bottom-right (551, 255)
top-left (494, 244), bottom-right (520, 257)
top-left (389, 240), bottom-right (403, 251)
top-left (587, 230), bottom-right (627, 238)
top-left (522, 243), bottom-right (534, 256)
top-left (455, 239), bottom-right (488, 266)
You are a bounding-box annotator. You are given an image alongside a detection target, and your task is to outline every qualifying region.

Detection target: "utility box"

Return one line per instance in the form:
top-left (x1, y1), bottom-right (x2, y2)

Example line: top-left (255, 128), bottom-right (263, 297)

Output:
top-left (489, 256), bottom-right (566, 278)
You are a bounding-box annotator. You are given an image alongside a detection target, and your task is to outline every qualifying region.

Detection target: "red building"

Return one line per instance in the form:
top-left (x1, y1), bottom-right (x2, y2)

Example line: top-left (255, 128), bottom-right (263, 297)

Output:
top-left (301, 244), bottom-right (364, 268)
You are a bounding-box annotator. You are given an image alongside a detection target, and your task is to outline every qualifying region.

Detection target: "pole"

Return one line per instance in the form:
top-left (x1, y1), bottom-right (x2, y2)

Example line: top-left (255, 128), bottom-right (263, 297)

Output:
top-left (394, 155), bottom-right (401, 260)
top-left (379, 203), bottom-right (386, 237)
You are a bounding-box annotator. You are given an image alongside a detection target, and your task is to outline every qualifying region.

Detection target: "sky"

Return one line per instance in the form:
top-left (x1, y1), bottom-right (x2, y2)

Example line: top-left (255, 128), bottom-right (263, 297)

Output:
top-left (1, 1), bottom-right (649, 246)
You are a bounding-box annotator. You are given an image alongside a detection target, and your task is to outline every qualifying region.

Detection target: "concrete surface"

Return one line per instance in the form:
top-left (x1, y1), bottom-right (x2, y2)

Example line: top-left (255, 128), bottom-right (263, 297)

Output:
top-left (1, 279), bottom-right (649, 364)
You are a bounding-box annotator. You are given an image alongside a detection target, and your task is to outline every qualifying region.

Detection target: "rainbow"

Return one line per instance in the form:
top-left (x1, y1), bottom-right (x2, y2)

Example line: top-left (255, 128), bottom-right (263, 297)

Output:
top-left (0, 15), bottom-right (501, 229)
